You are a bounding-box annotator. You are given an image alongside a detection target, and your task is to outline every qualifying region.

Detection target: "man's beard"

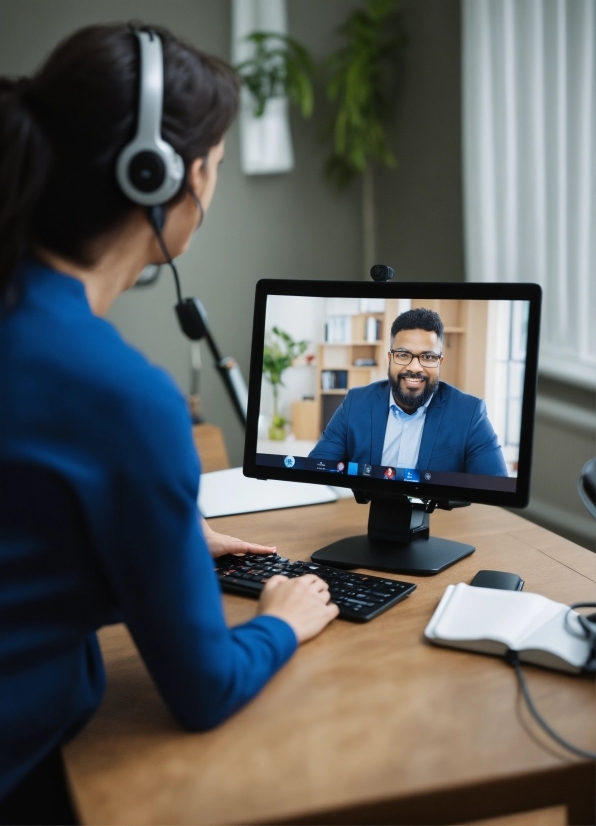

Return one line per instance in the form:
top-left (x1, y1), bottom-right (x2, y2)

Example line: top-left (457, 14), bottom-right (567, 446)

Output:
top-left (388, 369), bottom-right (439, 410)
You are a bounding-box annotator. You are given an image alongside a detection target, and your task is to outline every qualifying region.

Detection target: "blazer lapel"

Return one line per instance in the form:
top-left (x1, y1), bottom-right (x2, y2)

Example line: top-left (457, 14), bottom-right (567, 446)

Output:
top-left (371, 383), bottom-right (389, 464)
top-left (417, 383), bottom-right (447, 469)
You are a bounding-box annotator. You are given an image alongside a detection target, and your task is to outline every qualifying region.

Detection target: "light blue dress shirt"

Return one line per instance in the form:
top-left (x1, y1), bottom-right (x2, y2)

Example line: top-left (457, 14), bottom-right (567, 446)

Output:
top-left (381, 389), bottom-right (434, 469)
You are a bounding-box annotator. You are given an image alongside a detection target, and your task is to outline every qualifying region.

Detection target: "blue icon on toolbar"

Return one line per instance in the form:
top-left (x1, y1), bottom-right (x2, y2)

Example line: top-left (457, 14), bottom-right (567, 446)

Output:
top-left (347, 462), bottom-right (359, 475)
top-left (403, 468), bottom-right (420, 482)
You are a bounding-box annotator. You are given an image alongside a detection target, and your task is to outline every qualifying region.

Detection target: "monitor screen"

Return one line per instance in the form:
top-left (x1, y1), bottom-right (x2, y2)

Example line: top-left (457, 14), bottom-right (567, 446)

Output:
top-left (244, 280), bottom-right (541, 514)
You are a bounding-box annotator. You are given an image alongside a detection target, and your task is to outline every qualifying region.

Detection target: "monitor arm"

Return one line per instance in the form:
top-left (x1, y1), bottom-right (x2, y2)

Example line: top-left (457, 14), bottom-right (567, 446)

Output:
top-left (311, 492), bottom-right (475, 574)
top-left (351, 491), bottom-right (470, 545)
top-left (176, 297), bottom-right (248, 428)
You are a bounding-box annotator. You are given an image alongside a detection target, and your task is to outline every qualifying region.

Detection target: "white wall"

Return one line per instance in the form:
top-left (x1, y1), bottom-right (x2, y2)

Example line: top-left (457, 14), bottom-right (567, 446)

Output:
top-left (261, 295), bottom-right (326, 420)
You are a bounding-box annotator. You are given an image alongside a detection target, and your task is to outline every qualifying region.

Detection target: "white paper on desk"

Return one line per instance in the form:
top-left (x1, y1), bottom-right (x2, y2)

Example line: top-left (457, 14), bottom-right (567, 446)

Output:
top-left (424, 583), bottom-right (590, 673)
top-left (427, 584), bottom-right (560, 648)
top-left (198, 466), bottom-right (338, 518)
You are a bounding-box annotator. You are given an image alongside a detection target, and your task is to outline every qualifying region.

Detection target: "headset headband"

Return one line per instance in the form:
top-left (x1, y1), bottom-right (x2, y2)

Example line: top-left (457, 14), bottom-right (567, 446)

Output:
top-left (116, 30), bottom-right (184, 205)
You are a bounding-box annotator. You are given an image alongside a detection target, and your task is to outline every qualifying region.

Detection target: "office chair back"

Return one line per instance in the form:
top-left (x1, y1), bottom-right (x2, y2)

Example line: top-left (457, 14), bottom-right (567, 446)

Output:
top-left (578, 457), bottom-right (596, 519)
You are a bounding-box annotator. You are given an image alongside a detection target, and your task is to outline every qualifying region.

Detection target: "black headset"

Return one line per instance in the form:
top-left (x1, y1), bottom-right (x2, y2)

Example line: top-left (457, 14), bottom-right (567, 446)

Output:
top-left (115, 28), bottom-right (208, 343)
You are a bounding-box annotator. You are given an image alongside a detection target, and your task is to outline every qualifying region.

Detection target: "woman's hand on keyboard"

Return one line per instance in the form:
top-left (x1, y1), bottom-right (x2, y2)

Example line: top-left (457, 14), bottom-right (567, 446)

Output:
top-left (258, 574), bottom-right (339, 643)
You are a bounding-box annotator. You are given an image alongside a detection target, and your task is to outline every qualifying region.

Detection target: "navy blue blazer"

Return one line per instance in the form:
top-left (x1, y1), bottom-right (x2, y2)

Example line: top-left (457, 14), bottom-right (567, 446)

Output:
top-left (309, 380), bottom-right (508, 476)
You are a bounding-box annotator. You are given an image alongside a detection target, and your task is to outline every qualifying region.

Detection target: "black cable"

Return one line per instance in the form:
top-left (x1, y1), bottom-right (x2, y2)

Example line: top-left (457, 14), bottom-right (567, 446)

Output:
top-left (144, 204), bottom-right (247, 427)
top-left (564, 603), bottom-right (596, 673)
top-left (147, 196), bottom-right (204, 306)
top-left (152, 227), bottom-right (182, 304)
top-left (505, 650), bottom-right (596, 760)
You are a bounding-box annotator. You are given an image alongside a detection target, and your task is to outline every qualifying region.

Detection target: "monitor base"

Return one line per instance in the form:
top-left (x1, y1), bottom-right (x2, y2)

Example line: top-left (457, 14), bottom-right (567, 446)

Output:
top-left (311, 534), bottom-right (475, 575)
top-left (311, 495), bottom-right (474, 574)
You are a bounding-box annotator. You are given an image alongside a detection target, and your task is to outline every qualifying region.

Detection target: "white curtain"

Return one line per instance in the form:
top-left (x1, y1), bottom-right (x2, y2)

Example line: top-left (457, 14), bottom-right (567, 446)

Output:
top-left (462, 0), bottom-right (596, 389)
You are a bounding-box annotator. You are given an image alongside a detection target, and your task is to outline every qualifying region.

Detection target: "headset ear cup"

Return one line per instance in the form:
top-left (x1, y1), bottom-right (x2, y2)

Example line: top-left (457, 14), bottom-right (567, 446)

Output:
top-left (115, 30), bottom-right (185, 206)
top-left (128, 151), bottom-right (166, 193)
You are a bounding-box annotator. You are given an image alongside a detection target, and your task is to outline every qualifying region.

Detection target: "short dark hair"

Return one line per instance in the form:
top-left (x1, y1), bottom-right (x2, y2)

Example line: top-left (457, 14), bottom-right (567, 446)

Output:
top-left (390, 308), bottom-right (444, 344)
top-left (0, 24), bottom-right (239, 292)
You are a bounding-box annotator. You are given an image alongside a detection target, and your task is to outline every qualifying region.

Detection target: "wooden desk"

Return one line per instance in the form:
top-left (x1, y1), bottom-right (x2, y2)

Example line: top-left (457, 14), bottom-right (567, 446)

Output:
top-left (63, 501), bottom-right (596, 825)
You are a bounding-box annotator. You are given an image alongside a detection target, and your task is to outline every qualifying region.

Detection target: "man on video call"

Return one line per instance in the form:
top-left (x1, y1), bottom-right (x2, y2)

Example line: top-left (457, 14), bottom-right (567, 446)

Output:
top-left (309, 308), bottom-right (508, 477)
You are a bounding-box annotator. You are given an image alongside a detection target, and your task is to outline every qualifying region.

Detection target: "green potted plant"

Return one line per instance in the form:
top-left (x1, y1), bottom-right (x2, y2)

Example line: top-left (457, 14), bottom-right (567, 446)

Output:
top-left (235, 4), bottom-right (405, 273)
top-left (262, 327), bottom-right (309, 440)
top-left (235, 32), bottom-right (316, 119)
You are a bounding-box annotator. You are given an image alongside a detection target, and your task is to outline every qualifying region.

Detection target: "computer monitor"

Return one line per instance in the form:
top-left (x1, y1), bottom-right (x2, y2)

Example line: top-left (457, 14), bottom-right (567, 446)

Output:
top-left (244, 280), bottom-right (541, 575)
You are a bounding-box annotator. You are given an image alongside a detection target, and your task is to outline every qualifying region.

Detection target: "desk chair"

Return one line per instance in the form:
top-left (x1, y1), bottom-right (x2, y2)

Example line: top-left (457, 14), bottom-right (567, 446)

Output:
top-left (578, 457), bottom-right (596, 519)
top-left (192, 423), bottom-right (230, 472)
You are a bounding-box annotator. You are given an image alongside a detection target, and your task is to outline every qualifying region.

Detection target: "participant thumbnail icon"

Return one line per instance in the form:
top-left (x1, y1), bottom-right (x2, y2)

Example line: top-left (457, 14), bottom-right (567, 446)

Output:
top-left (404, 468), bottom-right (420, 483)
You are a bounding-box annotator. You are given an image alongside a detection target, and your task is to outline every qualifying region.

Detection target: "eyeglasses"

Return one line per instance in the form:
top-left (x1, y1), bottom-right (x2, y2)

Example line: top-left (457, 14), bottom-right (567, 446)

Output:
top-left (390, 349), bottom-right (442, 367)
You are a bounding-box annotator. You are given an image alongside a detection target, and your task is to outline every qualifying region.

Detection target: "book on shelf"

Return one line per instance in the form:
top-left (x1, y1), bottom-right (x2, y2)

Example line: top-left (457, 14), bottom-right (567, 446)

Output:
top-left (365, 316), bottom-right (382, 342)
top-left (325, 316), bottom-right (351, 343)
top-left (424, 583), bottom-right (591, 674)
top-left (321, 370), bottom-right (348, 390)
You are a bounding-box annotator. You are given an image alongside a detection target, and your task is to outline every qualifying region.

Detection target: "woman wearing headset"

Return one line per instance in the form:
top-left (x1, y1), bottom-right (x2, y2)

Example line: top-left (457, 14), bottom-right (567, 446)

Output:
top-left (0, 24), bottom-right (337, 823)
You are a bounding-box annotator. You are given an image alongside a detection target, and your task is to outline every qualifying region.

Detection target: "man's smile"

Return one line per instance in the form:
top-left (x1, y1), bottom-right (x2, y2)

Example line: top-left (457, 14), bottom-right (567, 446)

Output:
top-left (399, 373), bottom-right (427, 391)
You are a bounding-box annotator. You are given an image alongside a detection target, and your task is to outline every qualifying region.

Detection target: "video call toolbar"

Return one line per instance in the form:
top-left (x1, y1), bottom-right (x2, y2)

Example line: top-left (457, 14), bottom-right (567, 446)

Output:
top-left (255, 453), bottom-right (517, 493)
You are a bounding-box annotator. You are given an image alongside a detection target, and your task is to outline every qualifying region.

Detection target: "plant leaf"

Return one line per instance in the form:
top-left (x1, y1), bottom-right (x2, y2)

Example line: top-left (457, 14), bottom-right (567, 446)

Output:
top-left (235, 31), bottom-right (316, 120)
top-left (322, 0), bottom-right (405, 184)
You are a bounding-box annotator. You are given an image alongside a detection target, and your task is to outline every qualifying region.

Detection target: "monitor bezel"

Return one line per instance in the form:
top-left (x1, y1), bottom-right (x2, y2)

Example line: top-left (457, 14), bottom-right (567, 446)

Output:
top-left (244, 280), bottom-right (542, 509)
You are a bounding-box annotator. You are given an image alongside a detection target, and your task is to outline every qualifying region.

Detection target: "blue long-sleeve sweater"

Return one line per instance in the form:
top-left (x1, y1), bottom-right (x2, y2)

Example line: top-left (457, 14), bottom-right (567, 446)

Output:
top-left (0, 261), bottom-right (297, 800)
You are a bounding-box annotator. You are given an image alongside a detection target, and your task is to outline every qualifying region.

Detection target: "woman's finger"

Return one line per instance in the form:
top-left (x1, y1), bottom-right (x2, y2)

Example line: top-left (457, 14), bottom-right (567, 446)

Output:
top-left (298, 574), bottom-right (329, 591)
top-left (263, 574), bottom-right (288, 590)
top-left (241, 542), bottom-right (277, 554)
top-left (227, 538), bottom-right (276, 555)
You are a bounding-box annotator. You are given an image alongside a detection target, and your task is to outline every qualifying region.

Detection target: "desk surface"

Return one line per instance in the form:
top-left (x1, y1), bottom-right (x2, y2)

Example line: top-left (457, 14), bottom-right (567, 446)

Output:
top-left (63, 501), bottom-right (596, 825)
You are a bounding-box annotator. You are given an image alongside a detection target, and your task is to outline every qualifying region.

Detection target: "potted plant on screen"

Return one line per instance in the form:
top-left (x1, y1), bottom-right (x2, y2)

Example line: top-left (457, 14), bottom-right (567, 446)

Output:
top-left (263, 327), bottom-right (309, 440)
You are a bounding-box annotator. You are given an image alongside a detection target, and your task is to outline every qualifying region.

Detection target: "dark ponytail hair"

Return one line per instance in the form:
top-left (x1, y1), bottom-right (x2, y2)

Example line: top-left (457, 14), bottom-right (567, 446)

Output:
top-left (0, 78), bottom-right (52, 293)
top-left (0, 24), bottom-right (239, 295)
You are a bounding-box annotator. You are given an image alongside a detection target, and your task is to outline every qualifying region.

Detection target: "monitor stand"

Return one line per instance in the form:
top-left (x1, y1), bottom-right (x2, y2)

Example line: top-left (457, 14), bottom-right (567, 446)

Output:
top-left (311, 493), bottom-right (475, 575)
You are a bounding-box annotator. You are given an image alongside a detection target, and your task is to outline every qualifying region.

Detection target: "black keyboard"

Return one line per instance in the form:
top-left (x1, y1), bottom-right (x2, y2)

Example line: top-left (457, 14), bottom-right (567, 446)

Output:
top-left (215, 553), bottom-right (416, 622)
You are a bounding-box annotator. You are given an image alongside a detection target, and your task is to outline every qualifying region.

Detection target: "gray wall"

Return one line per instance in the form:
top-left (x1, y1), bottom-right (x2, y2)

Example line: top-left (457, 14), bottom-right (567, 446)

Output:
top-left (527, 379), bottom-right (596, 551)
top-left (376, 0), bottom-right (465, 283)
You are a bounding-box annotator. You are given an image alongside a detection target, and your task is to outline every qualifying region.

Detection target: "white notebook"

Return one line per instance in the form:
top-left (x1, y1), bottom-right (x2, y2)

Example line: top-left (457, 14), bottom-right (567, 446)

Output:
top-left (198, 466), bottom-right (338, 518)
top-left (424, 583), bottom-right (591, 674)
